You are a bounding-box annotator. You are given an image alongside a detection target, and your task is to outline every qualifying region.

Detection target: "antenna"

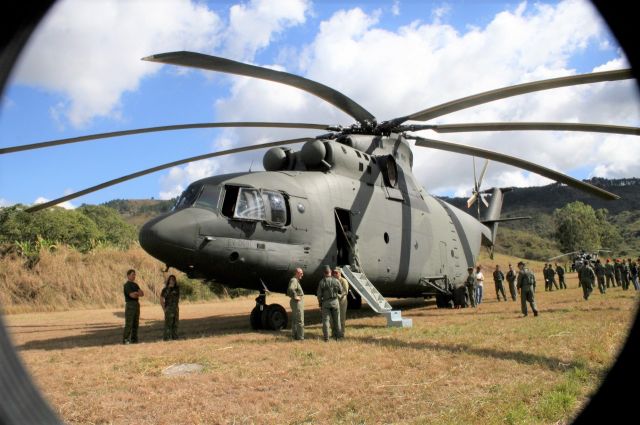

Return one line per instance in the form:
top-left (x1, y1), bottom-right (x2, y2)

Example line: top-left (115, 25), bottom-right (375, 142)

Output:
top-left (248, 160), bottom-right (254, 172)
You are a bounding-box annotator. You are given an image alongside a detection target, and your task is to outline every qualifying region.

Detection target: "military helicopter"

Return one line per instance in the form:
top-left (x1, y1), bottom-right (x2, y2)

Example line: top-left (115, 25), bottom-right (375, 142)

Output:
top-left (2, 51), bottom-right (636, 330)
top-left (548, 249), bottom-right (613, 272)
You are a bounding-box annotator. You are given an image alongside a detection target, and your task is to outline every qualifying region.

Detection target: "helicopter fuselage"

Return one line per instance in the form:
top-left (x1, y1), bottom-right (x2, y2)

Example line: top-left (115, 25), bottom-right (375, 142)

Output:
top-left (140, 134), bottom-right (491, 296)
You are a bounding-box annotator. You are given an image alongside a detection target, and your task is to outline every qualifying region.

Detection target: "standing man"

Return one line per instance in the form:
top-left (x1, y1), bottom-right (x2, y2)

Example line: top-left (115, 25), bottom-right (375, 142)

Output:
top-left (516, 261), bottom-right (538, 317)
top-left (578, 260), bottom-right (596, 300)
top-left (287, 268), bottom-right (305, 341)
top-left (475, 265), bottom-right (484, 305)
top-left (493, 265), bottom-right (507, 301)
top-left (506, 264), bottom-right (517, 301)
top-left (594, 259), bottom-right (606, 294)
top-left (547, 265), bottom-right (559, 290)
top-left (623, 259), bottom-right (631, 290)
top-left (630, 261), bottom-right (639, 291)
top-left (614, 259), bottom-right (623, 287)
top-left (543, 264), bottom-right (551, 291)
top-left (465, 267), bottom-right (476, 308)
top-left (123, 269), bottom-right (144, 344)
top-left (317, 265), bottom-right (343, 341)
top-left (604, 259), bottom-right (615, 288)
top-left (555, 262), bottom-right (566, 289)
top-left (160, 275), bottom-right (180, 341)
top-left (333, 267), bottom-right (350, 336)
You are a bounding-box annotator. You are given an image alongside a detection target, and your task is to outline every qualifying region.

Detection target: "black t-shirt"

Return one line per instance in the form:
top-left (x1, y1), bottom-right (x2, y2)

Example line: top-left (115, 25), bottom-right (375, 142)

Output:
top-left (123, 280), bottom-right (140, 302)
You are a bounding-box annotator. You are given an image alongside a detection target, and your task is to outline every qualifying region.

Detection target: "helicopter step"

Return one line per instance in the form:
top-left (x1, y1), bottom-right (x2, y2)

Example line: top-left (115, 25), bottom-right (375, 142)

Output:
top-left (342, 266), bottom-right (413, 328)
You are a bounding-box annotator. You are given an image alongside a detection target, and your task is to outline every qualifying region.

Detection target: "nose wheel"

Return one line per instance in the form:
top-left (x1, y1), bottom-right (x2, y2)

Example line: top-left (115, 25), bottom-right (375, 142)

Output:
top-left (249, 292), bottom-right (288, 331)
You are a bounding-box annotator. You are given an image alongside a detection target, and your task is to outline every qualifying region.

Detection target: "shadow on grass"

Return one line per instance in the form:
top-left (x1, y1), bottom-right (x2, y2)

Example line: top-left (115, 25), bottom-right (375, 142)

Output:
top-left (351, 334), bottom-right (595, 373)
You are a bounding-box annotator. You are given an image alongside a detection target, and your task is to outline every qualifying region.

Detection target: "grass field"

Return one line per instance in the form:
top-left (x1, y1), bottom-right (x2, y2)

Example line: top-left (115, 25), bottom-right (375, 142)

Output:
top-left (5, 267), bottom-right (639, 425)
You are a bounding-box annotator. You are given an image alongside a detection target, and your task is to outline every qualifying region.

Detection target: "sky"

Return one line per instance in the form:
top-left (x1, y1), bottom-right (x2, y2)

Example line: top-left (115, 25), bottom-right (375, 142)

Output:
top-left (0, 0), bottom-right (638, 209)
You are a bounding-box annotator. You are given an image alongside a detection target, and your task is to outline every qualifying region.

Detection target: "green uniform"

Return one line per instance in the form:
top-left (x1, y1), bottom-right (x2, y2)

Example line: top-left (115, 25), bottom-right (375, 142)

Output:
top-left (578, 265), bottom-right (596, 300)
top-left (614, 262), bottom-right (623, 287)
top-left (604, 262), bottom-right (614, 288)
top-left (287, 277), bottom-right (305, 340)
top-left (622, 262), bottom-right (630, 290)
top-left (317, 276), bottom-right (343, 340)
top-left (516, 268), bottom-right (538, 316)
top-left (594, 262), bottom-right (606, 294)
top-left (493, 270), bottom-right (507, 301)
top-left (123, 280), bottom-right (140, 344)
top-left (506, 269), bottom-right (517, 301)
top-left (556, 265), bottom-right (566, 289)
top-left (161, 285), bottom-right (180, 340)
top-left (465, 272), bottom-right (476, 307)
top-left (337, 276), bottom-right (349, 335)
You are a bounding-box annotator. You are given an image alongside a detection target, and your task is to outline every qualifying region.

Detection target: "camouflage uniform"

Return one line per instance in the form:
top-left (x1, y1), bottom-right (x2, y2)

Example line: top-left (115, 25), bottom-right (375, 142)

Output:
top-left (161, 284), bottom-right (180, 340)
top-left (287, 276), bottom-right (305, 340)
top-left (123, 280), bottom-right (141, 344)
top-left (604, 261), bottom-right (615, 288)
top-left (614, 261), bottom-right (623, 287)
top-left (579, 263), bottom-right (596, 300)
top-left (516, 266), bottom-right (538, 317)
top-left (556, 264), bottom-right (566, 289)
top-left (594, 261), bottom-right (606, 294)
top-left (493, 269), bottom-right (507, 301)
top-left (630, 262), bottom-right (640, 291)
top-left (622, 260), bottom-right (631, 290)
top-left (506, 267), bottom-right (517, 301)
top-left (465, 270), bottom-right (476, 308)
top-left (317, 274), bottom-right (343, 341)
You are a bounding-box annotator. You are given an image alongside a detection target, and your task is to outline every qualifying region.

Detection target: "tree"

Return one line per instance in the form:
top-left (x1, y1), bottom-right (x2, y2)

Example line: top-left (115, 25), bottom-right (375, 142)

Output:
top-left (78, 205), bottom-right (137, 248)
top-left (553, 201), bottom-right (621, 253)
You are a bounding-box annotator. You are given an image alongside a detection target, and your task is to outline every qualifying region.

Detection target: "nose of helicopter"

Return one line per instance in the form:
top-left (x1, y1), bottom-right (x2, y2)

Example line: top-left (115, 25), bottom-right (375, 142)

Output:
top-left (139, 210), bottom-right (200, 267)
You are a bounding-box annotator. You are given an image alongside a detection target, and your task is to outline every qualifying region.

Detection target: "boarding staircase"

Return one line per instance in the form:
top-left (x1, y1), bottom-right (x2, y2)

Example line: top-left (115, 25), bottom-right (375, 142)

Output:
top-left (342, 266), bottom-right (412, 328)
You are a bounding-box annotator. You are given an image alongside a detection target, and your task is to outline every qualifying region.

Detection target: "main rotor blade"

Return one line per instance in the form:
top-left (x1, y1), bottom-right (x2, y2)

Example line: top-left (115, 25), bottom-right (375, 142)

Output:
top-left (402, 69), bottom-right (633, 123)
top-left (411, 136), bottom-right (620, 200)
top-left (26, 137), bottom-right (313, 212)
top-left (0, 122), bottom-right (330, 155)
top-left (425, 122), bottom-right (640, 136)
top-left (143, 51), bottom-right (376, 125)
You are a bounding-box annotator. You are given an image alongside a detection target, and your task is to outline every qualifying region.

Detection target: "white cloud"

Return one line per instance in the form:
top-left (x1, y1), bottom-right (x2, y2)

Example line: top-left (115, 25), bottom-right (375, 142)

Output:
top-left (223, 0), bottom-right (310, 61)
top-left (205, 0), bottom-right (638, 199)
top-left (0, 198), bottom-right (12, 207)
top-left (13, 0), bottom-right (222, 128)
top-left (33, 197), bottom-right (75, 210)
top-left (391, 0), bottom-right (400, 17)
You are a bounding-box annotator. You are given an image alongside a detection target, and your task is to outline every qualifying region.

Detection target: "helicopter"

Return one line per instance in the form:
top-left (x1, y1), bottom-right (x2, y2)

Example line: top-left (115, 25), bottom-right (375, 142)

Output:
top-left (2, 51), bottom-right (636, 330)
top-left (548, 249), bottom-right (613, 272)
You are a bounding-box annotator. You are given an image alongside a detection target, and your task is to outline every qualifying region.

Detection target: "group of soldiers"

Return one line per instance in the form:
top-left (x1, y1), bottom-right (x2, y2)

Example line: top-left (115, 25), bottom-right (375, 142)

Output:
top-left (453, 262), bottom-right (539, 317)
top-left (542, 263), bottom-right (567, 291)
top-left (576, 257), bottom-right (640, 300)
top-left (122, 269), bottom-right (180, 344)
top-left (287, 265), bottom-right (350, 341)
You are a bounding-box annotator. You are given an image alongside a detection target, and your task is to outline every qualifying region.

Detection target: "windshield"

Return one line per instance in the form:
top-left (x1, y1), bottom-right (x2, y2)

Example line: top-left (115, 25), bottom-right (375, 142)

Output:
top-left (194, 184), bottom-right (222, 211)
top-left (174, 184), bottom-right (203, 210)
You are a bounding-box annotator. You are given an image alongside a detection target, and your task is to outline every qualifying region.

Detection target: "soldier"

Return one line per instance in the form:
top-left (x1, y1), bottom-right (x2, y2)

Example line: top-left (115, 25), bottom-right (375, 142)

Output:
top-left (543, 264), bottom-right (551, 291)
top-left (333, 267), bottom-right (350, 335)
top-left (344, 229), bottom-right (361, 272)
top-left (555, 262), bottom-right (566, 289)
top-left (622, 259), bottom-right (631, 290)
top-left (578, 260), bottom-right (596, 300)
top-left (493, 265), bottom-right (507, 301)
top-left (506, 264), bottom-right (517, 301)
top-left (548, 264), bottom-right (558, 290)
top-left (160, 274), bottom-right (180, 341)
top-left (631, 261), bottom-right (640, 291)
top-left (287, 267), bottom-right (305, 340)
top-left (317, 265), bottom-right (343, 341)
top-left (614, 259), bottom-right (623, 287)
top-left (516, 261), bottom-right (538, 317)
top-left (465, 267), bottom-right (476, 308)
top-left (123, 269), bottom-right (144, 344)
top-left (594, 259), bottom-right (606, 294)
top-left (604, 259), bottom-right (615, 288)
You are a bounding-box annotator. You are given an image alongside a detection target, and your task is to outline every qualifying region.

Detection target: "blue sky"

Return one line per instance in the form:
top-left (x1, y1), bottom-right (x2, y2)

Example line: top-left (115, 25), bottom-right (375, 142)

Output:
top-left (0, 0), bottom-right (638, 208)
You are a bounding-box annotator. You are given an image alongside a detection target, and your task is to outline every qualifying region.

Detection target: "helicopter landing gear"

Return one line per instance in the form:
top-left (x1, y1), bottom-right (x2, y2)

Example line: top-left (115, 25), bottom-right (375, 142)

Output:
top-left (249, 291), bottom-right (288, 331)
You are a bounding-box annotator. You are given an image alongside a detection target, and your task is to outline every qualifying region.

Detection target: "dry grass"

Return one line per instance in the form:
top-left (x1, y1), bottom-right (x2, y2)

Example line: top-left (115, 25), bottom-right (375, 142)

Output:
top-left (0, 245), bottom-right (211, 314)
top-left (5, 263), bottom-right (639, 425)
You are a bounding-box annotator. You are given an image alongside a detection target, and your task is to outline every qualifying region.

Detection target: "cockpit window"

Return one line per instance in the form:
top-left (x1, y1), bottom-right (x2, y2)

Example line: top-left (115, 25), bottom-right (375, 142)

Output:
top-left (263, 190), bottom-right (287, 226)
top-left (194, 184), bottom-right (222, 211)
top-left (174, 184), bottom-right (203, 210)
top-left (234, 188), bottom-right (266, 221)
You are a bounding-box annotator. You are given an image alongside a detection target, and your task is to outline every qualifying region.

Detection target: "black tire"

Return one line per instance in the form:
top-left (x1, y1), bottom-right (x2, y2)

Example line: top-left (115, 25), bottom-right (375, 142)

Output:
top-left (435, 293), bottom-right (452, 308)
top-left (250, 305), bottom-right (263, 330)
top-left (347, 291), bottom-right (362, 310)
top-left (265, 304), bottom-right (288, 331)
